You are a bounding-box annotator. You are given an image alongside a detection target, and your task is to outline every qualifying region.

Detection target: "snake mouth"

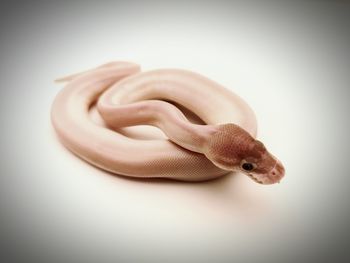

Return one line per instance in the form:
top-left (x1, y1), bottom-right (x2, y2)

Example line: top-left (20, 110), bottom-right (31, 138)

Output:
top-left (246, 173), bottom-right (264, 184)
top-left (211, 159), bottom-right (264, 184)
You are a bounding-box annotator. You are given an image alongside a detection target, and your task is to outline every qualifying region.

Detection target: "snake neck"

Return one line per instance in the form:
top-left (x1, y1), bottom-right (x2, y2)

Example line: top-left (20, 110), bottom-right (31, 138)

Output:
top-left (98, 99), bottom-right (220, 154)
top-left (159, 120), bottom-right (219, 154)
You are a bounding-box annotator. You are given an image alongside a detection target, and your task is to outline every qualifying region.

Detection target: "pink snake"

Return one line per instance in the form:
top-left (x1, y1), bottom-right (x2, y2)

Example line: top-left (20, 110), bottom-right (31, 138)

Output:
top-left (51, 61), bottom-right (285, 184)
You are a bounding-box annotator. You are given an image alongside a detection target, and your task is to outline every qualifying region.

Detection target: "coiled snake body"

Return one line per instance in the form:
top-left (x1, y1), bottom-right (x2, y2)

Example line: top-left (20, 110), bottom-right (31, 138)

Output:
top-left (51, 61), bottom-right (284, 184)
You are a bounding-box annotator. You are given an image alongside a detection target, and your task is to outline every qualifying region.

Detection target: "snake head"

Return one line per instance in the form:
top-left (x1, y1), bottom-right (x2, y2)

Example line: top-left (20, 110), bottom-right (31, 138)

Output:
top-left (204, 124), bottom-right (285, 185)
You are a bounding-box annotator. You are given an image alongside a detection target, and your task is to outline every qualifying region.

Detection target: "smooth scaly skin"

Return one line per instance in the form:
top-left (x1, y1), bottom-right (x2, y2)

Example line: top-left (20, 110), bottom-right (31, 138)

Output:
top-left (51, 61), bottom-right (285, 184)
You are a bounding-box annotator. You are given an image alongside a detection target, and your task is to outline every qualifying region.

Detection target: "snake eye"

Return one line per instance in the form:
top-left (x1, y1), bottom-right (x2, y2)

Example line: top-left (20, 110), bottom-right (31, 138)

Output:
top-left (241, 162), bottom-right (254, 171)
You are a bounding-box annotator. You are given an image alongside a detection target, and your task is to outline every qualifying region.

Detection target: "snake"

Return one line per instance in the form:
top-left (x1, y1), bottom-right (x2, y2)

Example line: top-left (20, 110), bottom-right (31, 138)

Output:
top-left (51, 61), bottom-right (285, 184)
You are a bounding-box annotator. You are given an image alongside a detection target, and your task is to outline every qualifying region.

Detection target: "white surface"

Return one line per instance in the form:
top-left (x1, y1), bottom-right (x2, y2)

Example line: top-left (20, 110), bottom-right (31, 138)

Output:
top-left (1, 1), bottom-right (349, 263)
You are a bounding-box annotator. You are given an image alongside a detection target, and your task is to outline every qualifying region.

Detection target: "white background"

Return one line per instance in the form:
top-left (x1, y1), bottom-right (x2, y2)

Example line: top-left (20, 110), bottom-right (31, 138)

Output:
top-left (1, 1), bottom-right (349, 262)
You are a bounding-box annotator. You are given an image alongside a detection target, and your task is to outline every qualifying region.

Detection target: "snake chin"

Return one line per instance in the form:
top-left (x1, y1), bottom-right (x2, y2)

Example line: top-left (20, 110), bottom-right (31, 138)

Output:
top-left (246, 173), bottom-right (264, 184)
